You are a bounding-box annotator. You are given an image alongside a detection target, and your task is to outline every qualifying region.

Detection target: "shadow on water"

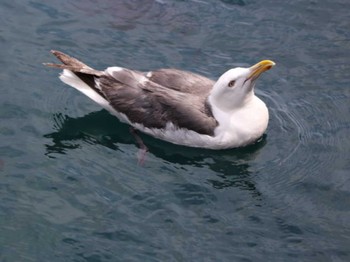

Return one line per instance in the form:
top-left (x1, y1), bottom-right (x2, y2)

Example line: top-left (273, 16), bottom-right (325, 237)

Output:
top-left (44, 110), bottom-right (267, 193)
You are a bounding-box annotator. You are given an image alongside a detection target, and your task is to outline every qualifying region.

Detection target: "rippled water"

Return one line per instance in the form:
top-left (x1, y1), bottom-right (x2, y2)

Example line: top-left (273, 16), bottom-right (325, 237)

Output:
top-left (1, 0), bottom-right (350, 261)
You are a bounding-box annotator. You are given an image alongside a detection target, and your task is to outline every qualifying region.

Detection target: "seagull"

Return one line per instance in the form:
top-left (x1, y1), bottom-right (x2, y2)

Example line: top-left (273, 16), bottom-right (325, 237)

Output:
top-left (45, 50), bottom-right (275, 150)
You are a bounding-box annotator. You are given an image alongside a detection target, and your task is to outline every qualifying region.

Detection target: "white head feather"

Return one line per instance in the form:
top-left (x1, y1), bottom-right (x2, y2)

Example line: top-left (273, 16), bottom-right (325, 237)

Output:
top-left (209, 60), bottom-right (275, 112)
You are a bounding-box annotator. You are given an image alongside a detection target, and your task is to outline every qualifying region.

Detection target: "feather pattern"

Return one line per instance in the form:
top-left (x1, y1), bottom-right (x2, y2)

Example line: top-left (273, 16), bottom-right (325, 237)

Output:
top-left (46, 50), bottom-right (218, 136)
top-left (46, 50), bottom-right (274, 149)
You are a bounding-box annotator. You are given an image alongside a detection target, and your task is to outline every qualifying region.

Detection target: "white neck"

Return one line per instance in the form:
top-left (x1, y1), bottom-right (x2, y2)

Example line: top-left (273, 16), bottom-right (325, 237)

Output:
top-left (208, 94), bottom-right (269, 148)
top-left (208, 90), bottom-right (255, 112)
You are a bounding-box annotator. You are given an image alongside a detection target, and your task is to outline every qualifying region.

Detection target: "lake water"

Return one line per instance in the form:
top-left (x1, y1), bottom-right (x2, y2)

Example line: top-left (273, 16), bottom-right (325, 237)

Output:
top-left (1, 0), bottom-right (350, 261)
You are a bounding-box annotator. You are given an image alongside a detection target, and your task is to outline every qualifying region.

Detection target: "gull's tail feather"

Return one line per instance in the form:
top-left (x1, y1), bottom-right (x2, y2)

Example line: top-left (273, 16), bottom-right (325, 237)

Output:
top-left (45, 50), bottom-right (109, 107)
top-left (44, 50), bottom-right (102, 76)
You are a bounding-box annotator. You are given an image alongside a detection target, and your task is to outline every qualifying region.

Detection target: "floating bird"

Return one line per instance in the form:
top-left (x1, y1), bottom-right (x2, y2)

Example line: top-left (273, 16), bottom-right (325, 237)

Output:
top-left (45, 50), bottom-right (275, 150)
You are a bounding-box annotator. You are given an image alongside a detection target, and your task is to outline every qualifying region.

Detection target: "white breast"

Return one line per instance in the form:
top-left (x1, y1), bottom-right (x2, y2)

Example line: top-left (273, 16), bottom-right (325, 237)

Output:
top-left (209, 96), bottom-right (269, 149)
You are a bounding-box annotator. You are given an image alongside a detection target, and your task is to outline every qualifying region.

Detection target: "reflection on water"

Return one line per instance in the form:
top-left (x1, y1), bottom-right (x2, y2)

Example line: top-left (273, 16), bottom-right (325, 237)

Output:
top-left (45, 110), bottom-right (266, 196)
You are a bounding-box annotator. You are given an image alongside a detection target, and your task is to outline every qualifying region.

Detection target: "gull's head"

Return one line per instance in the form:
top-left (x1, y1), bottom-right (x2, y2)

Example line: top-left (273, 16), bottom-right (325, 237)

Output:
top-left (209, 60), bottom-right (275, 111)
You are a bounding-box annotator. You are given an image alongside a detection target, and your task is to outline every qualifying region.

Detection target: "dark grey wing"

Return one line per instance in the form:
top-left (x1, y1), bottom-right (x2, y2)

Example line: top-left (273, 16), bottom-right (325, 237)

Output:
top-left (99, 70), bottom-right (218, 136)
top-left (46, 50), bottom-right (218, 135)
top-left (146, 68), bottom-right (215, 95)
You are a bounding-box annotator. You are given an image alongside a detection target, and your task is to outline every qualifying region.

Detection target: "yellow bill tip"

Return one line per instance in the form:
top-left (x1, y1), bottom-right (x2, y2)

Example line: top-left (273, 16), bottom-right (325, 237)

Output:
top-left (255, 60), bottom-right (276, 69)
top-left (248, 60), bottom-right (276, 80)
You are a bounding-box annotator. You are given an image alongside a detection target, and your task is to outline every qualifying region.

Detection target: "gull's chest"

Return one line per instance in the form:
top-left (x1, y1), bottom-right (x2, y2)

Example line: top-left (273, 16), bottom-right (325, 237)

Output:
top-left (212, 99), bottom-right (269, 148)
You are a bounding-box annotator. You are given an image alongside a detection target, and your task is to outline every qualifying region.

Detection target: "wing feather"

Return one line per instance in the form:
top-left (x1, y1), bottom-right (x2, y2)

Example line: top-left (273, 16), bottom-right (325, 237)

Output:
top-left (99, 69), bottom-right (218, 135)
top-left (46, 50), bottom-right (218, 135)
top-left (146, 68), bottom-right (214, 95)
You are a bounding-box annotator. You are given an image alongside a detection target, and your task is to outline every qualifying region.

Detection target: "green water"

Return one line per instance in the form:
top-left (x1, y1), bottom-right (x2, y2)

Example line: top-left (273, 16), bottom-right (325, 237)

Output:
top-left (1, 0), bottom-right (350, 261)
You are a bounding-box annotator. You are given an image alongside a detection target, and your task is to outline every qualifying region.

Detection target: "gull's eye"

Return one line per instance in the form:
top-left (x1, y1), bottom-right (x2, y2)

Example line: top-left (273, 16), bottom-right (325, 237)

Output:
top-left (228, 80), bottom-right (236, 87)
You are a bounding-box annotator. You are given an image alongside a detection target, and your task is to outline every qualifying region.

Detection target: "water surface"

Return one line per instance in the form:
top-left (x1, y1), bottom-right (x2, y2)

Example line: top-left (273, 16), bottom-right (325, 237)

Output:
top-left (1, 0), bottom-right (350, 261)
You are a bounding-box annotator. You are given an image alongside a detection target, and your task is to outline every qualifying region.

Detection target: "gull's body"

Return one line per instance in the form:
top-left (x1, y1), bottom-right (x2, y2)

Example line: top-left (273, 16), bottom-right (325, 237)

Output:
top-left (46, 51), bottom-right (275, 149)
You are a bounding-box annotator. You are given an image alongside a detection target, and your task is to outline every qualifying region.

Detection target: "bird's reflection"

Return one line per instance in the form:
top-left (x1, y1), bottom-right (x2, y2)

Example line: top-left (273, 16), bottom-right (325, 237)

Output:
top-left (44, 110), bottom-right (267, 194)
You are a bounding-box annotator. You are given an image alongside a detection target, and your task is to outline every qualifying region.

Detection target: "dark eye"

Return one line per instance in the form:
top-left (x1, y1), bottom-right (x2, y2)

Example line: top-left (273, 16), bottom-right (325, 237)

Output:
top-left (228, 80), bottom-right (235, 87)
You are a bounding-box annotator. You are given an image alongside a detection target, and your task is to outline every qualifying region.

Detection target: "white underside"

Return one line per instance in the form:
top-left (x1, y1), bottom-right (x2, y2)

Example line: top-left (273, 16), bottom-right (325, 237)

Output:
top-left (59, 69), bottom-right (268, 149)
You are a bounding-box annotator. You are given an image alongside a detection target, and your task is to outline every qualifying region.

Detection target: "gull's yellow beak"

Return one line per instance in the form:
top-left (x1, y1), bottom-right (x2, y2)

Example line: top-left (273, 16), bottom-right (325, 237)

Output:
top-left (248, 60), bottom-right (275, 81)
